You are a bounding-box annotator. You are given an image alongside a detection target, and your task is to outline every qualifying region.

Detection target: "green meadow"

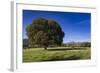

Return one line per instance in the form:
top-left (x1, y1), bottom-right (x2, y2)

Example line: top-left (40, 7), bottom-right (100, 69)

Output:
top-left (23, 47), bottom-right (91, 62)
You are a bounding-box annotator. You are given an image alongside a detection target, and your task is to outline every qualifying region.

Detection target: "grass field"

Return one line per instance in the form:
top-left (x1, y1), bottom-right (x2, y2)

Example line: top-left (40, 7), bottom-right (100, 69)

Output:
top-left (23, 47), bottom-right (91, 62)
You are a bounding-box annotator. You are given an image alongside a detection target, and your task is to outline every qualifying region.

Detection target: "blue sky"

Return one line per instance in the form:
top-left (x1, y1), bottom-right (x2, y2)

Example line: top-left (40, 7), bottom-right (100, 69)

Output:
top-left (23, 10), bottom-right (91, 43)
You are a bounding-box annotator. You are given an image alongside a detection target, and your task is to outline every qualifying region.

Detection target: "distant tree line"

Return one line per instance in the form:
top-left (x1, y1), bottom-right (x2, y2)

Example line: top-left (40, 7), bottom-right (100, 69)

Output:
top-left (62, 42), bottom-right (91, 47)
top-left (23, 39), bottom-right (91, 49)
top-left (23, 39), bottom-right (29, 48)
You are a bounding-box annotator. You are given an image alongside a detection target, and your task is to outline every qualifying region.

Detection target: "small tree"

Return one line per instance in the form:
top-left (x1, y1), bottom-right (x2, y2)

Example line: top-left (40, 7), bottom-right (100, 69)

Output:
top-left (26, 18), bottom-right (64, 50)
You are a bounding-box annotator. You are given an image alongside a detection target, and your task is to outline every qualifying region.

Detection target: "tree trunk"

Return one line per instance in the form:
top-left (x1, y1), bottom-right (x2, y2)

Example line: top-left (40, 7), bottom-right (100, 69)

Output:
top-left (44, 46), bottom-right (47, 50)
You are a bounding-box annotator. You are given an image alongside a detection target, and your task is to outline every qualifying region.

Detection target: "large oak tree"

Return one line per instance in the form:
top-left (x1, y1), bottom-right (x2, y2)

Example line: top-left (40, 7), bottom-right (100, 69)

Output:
top-left (26, 18), bottom-right (64, 50)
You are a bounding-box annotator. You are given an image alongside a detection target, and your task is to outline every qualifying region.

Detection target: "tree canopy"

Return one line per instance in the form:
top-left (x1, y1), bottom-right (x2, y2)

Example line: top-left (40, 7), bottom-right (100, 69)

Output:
top-left (26, 18), bottom-right (64, 50)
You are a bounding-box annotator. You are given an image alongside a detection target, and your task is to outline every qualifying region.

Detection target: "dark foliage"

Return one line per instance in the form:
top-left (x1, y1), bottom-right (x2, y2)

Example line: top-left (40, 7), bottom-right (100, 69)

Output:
top-left (26, 18), bottom-right (64, 50)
